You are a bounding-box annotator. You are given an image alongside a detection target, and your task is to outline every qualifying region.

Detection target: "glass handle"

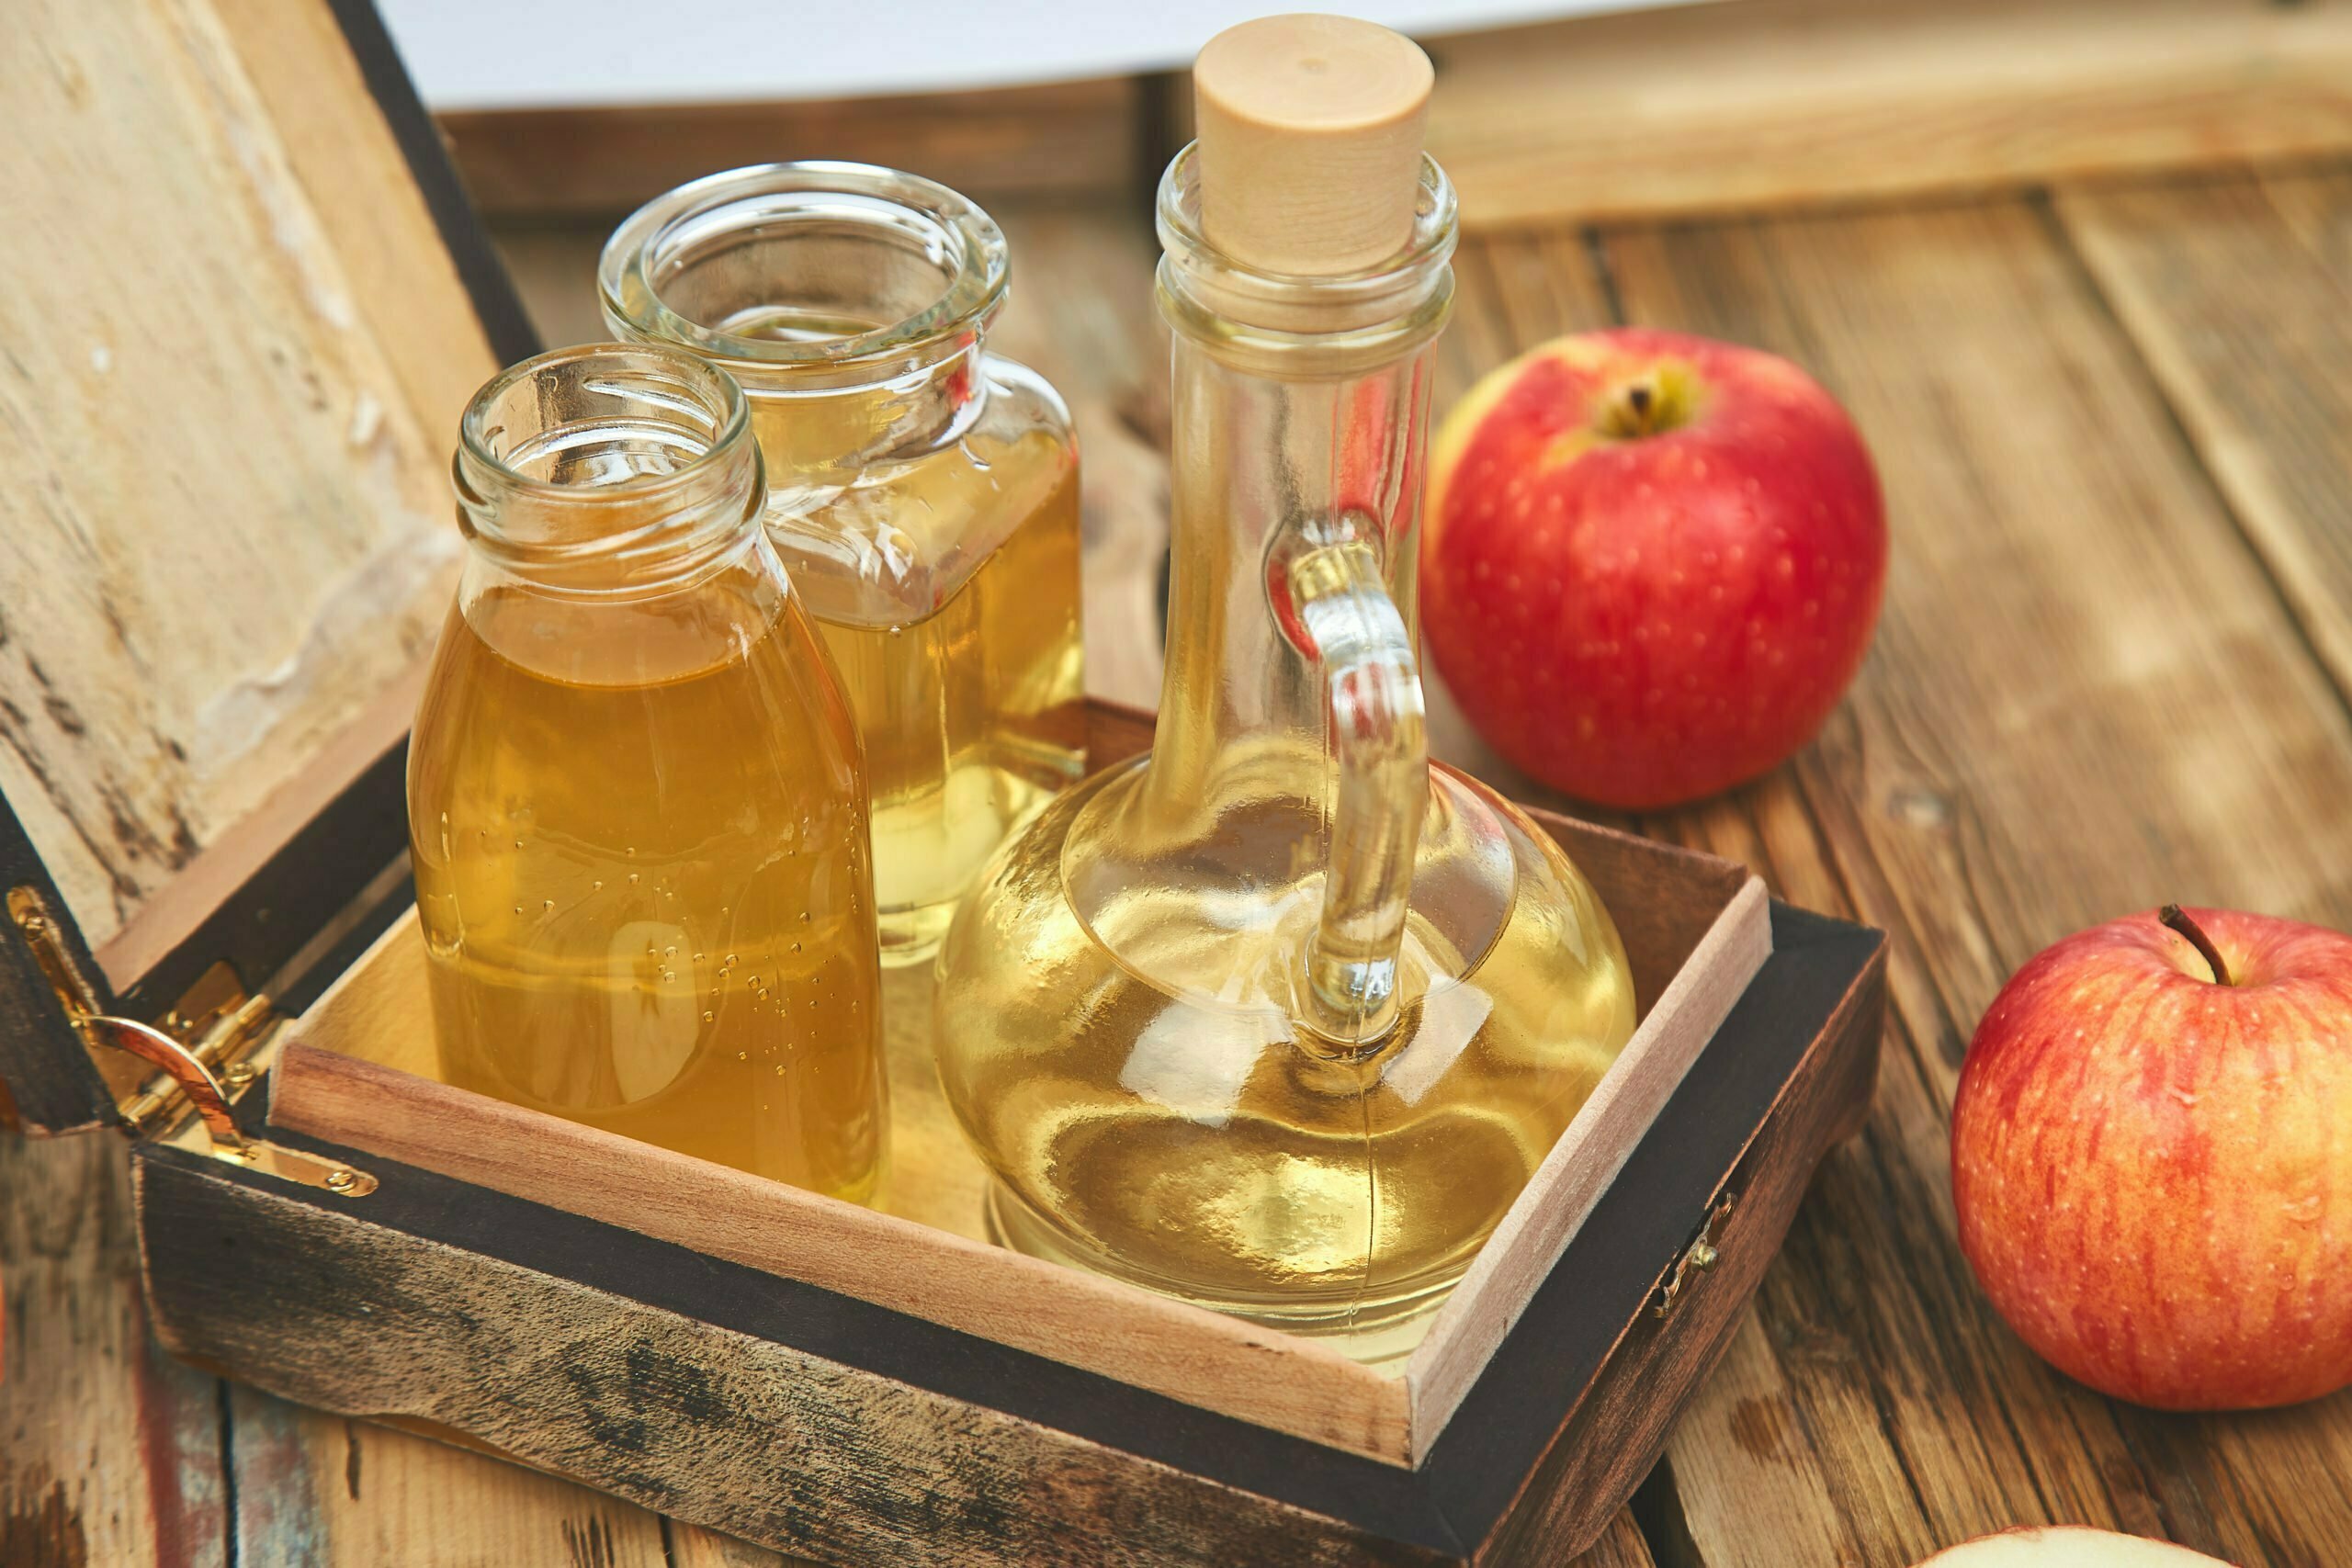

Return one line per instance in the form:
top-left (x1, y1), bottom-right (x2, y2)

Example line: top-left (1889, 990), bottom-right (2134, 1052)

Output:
top-left (1287, 531), bottom-right (1426, 1047)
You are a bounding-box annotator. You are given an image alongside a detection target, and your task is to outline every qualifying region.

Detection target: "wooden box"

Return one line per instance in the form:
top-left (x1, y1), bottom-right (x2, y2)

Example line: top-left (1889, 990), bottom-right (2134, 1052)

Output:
top-left (0, 4), bottom-right (1886, 1563)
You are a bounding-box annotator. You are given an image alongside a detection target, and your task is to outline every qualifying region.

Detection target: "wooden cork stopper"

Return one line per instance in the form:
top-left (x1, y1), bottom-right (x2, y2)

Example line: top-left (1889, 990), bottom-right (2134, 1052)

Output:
top-left (1193, 15), bottom-right (1434, 276)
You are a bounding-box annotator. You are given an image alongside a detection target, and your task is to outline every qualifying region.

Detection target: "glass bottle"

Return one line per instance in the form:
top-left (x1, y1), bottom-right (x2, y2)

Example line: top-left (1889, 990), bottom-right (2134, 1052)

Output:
top-left (599, 164), bottom-right (1085, 965)
top-left (409, 344), bottom-right (888, 1201)
top-left (933, 21), bottom-right (1638, 1367)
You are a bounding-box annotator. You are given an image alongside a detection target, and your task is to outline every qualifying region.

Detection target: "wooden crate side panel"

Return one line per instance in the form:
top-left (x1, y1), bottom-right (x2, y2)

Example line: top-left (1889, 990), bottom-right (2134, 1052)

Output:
top-left (134, 1153), bottom-right (1453, 1568)
top-left (266, 1039), bottom-right (1413, 1465)
top-left (1473, 922), bottom-right (1885, 1564)
top-left (1410, 908), bottom-right (1883, 1554)
top-left (1405, 875), bottom-right (1771, 1452)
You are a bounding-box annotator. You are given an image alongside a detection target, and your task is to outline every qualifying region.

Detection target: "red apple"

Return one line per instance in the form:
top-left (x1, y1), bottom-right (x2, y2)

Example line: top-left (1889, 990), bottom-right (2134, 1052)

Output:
top-left (1914, 1526), bottom-right (2232, 1567)
top-left (1423, 327), bottom-right (1884, 808)
top-left (1951, 906), bottom-right (2352, 1410)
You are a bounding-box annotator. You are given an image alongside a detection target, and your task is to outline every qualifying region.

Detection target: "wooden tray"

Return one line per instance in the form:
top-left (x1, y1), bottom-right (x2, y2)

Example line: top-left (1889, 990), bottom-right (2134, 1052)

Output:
top-left (0, 4), bottom-right (1886, 1564)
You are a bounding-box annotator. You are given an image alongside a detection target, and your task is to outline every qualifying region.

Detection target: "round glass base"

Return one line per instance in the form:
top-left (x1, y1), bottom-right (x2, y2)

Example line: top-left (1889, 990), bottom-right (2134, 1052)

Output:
top-left (983, 1179), bottom-right (1457, 1372)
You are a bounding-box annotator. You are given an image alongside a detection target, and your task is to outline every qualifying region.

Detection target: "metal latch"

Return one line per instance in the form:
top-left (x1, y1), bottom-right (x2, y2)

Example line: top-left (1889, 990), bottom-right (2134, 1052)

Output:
top-left (9, 886), bottom-right (374, 1195)
top-left (1651, 1193), bottom-right (1735, 1319)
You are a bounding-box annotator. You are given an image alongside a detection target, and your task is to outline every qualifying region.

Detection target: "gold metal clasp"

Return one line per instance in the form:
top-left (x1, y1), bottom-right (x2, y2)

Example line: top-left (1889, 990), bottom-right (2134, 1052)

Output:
top-left (9, 886), bottom-right (374, 1196)
top-left (1651, 1194), bottom-right (1735, 1319)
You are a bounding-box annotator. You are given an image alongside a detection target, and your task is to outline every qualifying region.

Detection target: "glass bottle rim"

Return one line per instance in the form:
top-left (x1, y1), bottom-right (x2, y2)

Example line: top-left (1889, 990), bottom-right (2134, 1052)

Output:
top-left (457, 342), bottom-right (753, 505)
top-left (1155, 141), bottom-right (1457, 332)
top-left (598, 161), bottom-right (1011, 376)
top-left (453, 344), bottom-right (767, 596)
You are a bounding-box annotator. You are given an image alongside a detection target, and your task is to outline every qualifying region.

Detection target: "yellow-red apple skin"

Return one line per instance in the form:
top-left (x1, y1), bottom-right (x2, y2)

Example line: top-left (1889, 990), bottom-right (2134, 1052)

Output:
top-left (1951, 908), bottom-right (2352, 1410)
top-left (1423, 327), bottom-right (1884, 808)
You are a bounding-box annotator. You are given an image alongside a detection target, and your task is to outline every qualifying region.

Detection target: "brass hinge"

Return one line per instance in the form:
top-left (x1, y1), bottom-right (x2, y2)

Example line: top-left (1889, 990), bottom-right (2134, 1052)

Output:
top-left (9, 886), bottom-right (374, 1196)
top-left (1651, 1193), bottom-right (1735, 1319)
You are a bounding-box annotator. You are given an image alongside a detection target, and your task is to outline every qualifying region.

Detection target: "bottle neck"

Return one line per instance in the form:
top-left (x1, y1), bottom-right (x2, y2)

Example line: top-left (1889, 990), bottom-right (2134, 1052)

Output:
top-left (1143, 334), bottom-right (1437, 811)
top-left (1140, 145), bottom-right (1454, 819)
top-left (453, 345), bottom-right (765, 600)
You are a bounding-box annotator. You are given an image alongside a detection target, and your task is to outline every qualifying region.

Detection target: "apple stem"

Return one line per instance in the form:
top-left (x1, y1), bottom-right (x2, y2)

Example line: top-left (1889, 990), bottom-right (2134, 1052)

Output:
top-left (1598, 368), bottom-right (1696, 441)
top-left (2158, 904), bottom-right (2233, 987)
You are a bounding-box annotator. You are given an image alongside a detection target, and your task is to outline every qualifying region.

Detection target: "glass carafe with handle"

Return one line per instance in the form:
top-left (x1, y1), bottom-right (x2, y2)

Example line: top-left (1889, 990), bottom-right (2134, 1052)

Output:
top-left (933, 17), bottom-right (1637, 1366)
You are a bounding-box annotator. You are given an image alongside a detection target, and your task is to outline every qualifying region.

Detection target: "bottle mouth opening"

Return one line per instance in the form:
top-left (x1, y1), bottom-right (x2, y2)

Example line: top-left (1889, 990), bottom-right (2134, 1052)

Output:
top-left (459, 344), bottom-right (750, 495)
top-left (455, 344), bottom-right (762, 587)
top-left (598, 162), bottom-right (1010, 378)
top-left (1155, 142), bottom-right (1457, 338)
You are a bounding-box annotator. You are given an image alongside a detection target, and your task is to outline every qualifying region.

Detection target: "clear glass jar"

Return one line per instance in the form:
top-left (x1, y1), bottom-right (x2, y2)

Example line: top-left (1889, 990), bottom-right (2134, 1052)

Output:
top-left (933, 149), bottom-right (1636, 1366)
top-left (599, 163), bottom-right (1085, 965)
top-left (409, 344), bottom-right (887, 1201)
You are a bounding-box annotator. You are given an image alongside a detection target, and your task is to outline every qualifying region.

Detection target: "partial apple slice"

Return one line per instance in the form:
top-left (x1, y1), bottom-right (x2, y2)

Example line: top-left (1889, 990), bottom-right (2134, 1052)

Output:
top-left (1917, 1527), bottom-right (2234, 1567)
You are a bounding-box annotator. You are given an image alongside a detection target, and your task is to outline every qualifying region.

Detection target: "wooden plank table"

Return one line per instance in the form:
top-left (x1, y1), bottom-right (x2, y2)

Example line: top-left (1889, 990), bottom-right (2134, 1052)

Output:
top-left (7, 159), bottom-right (2351, 1566)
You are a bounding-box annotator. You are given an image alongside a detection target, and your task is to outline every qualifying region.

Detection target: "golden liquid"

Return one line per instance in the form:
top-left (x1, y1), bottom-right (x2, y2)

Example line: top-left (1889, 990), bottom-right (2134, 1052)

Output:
top-left (408, 567), bottom-right (887, 1200)
top-left (935, 761), bottom-right (1637, 1365)
top-left (753, 417), bottom-right (1086, 963)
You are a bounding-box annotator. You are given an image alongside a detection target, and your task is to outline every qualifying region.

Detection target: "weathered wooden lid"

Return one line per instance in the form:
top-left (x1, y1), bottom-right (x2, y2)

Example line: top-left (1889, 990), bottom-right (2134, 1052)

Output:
top-left (0, 0), bottom-right (533, 1133)
top-left (1193, 14), bottom-right (1435, 276)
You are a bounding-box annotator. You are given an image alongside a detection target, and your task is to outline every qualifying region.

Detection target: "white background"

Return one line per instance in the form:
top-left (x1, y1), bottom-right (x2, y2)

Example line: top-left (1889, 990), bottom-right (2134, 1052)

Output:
top-left (376, 2), bottom-right (1675, 110)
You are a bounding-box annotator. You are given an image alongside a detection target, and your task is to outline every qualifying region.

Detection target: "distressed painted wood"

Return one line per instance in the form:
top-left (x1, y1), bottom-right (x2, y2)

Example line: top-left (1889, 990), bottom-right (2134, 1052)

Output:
top-left (137, 1148), bottom-right (1461, 1568)
top-left (0, 1134), bottom-right (225, 1568)
top-left (268, 1023), bottom-right (1417, 1466)
top-left (225, 1386), bottom-right (671, 1568)
top-left (206, 0), bottom-right (509, 466)
top-left (0, 0), bottom-right (471, 988)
